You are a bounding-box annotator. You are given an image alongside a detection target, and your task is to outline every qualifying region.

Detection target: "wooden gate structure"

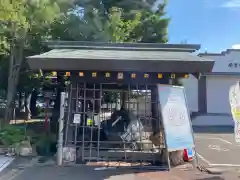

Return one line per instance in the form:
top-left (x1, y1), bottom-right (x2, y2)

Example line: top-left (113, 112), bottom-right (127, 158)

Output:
top-left (27, 41), bottom-right (214, 169)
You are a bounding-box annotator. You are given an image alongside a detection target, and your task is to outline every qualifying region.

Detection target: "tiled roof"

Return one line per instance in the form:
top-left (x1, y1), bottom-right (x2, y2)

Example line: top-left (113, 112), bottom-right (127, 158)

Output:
top-left (27, 48), bottom-right (214, 73)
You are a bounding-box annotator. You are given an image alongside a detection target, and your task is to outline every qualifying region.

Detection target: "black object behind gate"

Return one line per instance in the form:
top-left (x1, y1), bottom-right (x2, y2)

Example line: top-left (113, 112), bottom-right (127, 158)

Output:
top-left (63, 82), bottom-right (169, 169)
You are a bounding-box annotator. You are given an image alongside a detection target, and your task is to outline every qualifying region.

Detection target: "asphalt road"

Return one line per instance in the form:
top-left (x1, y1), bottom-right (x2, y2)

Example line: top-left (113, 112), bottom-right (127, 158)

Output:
top-left (2, 164), bottom-right (238, 180)
top-left (193, 126), bottom-right (240, 169)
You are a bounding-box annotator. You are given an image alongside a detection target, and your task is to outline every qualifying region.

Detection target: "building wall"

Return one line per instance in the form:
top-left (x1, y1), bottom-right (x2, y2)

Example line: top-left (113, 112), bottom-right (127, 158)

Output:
top-left (209, 50), bottom-right (240, 73)
top-left (183, 49), bottom-right (240, 126)
top-left (192, 115), bottom-right (234, 126)
top-left (206, 75), bottom-right (239, 114)
top-left (180, 75), bottom-right (198, 113)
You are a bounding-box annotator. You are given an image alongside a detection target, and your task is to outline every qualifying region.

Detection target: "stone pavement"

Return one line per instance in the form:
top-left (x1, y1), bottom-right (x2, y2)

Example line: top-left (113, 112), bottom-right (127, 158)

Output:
top-left (0, 155), bottom-right (14, 173)
top-left (1, 163), bottom-right (239, 180)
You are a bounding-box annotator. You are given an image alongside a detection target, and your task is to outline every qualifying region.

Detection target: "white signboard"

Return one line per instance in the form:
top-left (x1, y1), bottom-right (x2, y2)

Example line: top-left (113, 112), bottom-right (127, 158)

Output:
top-left (158, 85), bottom-right (194, 151)
top-left (73, 114), bottom-right (81, 124)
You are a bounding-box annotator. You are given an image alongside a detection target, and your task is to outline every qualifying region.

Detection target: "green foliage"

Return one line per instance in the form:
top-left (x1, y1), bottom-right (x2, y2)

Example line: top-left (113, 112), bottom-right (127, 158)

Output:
top-left (35, 132), bottom-right (56, 156)
top-left (0, 36), bottom-right (9, 55)
top-left (35, 133), bottom-right (55, 147)
top-left (48, 1), bottom-right (169, 43)
top-left (77, 0), bottom-right (157, 14)
top-left (0, 125), bottom-right (26, 146)
top-left (104, 92), bottom-right (120, 103)
top-left (0, 0), bottom-right (64, 34)
top-left (0, 0), bottom-right (170, 112)
top-left (0, 0), bottom-right (72, 95)
top-left (107, 7), bottom-right (141, 42)
top-left (77, 0), bottom-right (169, 43)
top-left (130, 2), bottom-right (169, 43)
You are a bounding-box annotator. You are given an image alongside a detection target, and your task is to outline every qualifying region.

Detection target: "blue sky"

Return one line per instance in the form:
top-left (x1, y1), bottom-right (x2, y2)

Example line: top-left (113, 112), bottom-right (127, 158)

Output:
top-left (166, 0), bottom-right (240, 52)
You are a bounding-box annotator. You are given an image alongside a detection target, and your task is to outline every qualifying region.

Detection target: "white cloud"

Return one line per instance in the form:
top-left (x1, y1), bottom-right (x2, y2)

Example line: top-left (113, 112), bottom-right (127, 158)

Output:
top-left (232, 44), bottom-right (240, 49)
top-left (221, 0), bottom-right (240, 8)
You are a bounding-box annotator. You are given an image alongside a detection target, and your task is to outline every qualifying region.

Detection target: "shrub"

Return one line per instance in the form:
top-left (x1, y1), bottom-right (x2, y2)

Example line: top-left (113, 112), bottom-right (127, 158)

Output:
top-left (0, 125), bottom-right (27, 147)
top-left (35, 132), bottom-right (56, 156)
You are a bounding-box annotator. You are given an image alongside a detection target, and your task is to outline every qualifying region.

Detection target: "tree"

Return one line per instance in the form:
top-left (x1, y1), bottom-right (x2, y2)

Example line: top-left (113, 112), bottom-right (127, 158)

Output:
top-left (0, 0), bottom-right (71, 122)
top-left (72, 0), bottom-right (169, 43)
top-left (0, 0), bottom-right (169, 121)
top-left (45, 0), bottom-right (169, 111)
top-left (1, 0), bottom-right (183, 166)
top-left (75, 0), bottom-right (156, 14)
top-left (130, 2), bottom-right (169, 43)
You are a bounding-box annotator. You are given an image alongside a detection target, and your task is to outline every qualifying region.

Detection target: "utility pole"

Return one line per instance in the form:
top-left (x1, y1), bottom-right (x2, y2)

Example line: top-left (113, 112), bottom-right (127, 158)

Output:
top-left (57, 92), bottom-right (65, 165)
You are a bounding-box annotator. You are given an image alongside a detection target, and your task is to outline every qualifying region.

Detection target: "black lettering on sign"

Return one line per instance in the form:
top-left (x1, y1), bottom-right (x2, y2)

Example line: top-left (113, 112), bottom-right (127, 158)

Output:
top-left (228, 62), bottom-right (240, 68)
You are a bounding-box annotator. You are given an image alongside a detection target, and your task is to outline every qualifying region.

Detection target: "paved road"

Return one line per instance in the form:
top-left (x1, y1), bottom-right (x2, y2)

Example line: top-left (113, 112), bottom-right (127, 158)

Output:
top-left (193, 126), bottom-right (240, 170)
top-left (2, 164), bottom-right (238, 180)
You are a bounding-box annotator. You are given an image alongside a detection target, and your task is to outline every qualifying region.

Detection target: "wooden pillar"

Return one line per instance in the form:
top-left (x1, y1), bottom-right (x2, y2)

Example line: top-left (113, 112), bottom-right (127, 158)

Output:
top-left (151, 86), bottom-right (158, 133)
top-left (50, 75), bottom-right (65, 134)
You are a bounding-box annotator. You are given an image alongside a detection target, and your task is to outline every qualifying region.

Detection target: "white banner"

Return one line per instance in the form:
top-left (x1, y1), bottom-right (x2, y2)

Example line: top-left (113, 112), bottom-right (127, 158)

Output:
top-left (229, 81), bottom-right (240, 122)
top-left (229, 81), bottom-right (240, 143)
top-left (235, 121), bottom-right (240, 143)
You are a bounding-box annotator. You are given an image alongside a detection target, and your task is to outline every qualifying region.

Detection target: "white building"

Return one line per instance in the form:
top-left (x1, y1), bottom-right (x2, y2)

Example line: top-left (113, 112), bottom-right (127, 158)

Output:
top-left (182, 49), bottom-right (240, 126)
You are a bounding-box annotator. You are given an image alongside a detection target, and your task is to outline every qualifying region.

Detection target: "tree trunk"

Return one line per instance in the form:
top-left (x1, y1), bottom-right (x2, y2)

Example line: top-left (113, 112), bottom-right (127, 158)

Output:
top-left (51, 88), bottom-right (60, 134)
top-left (4, 30), bottom-right (25, 123)
top-left (18, 92), bottom-right (22, 109)
top-left (20, 92), bottom-right (25, 113)
top-left (25, 92), bottom-right (31, 120)
top-left (4, 27), bottom-right (15, 124)
top-left (30, 90), bottom-right (38, 117)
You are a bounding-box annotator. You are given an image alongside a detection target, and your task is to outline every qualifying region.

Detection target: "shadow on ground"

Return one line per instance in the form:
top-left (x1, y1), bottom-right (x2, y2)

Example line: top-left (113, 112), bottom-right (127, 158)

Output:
top-left (196, 177), bottom-right (225, 180)
top-left (2, 166), bottom-right (169, 180)
top-left (192, 126), bottom-right (234, 134)
top-left (4, 165), bottom-right (232, 180)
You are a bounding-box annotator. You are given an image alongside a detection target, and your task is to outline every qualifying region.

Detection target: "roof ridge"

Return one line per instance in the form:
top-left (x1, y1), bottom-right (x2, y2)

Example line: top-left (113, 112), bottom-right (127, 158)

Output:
top-left (44, 41), bottom-right (200, 52)
top-left (47, 45), bottom-right (197, 52)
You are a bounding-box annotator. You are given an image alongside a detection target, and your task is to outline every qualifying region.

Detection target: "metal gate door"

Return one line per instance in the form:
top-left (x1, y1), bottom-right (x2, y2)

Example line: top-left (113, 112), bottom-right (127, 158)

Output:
top-left (63, 82), bottom-right (168, 168)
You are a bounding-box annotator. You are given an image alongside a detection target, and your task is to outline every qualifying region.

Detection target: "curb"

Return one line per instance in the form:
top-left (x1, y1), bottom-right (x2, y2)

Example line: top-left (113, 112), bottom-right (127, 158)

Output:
top-left (0, 157), bottom-right (39, 180)
top-left (0, 156), bottom-right (15, 173)
top-left (205, 167), bottom-right (224, 175)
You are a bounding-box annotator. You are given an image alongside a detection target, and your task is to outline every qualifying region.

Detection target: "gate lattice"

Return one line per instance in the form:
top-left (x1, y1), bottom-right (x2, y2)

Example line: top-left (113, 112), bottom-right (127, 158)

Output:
top-left (63, 82), bottom-right (168, 169)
